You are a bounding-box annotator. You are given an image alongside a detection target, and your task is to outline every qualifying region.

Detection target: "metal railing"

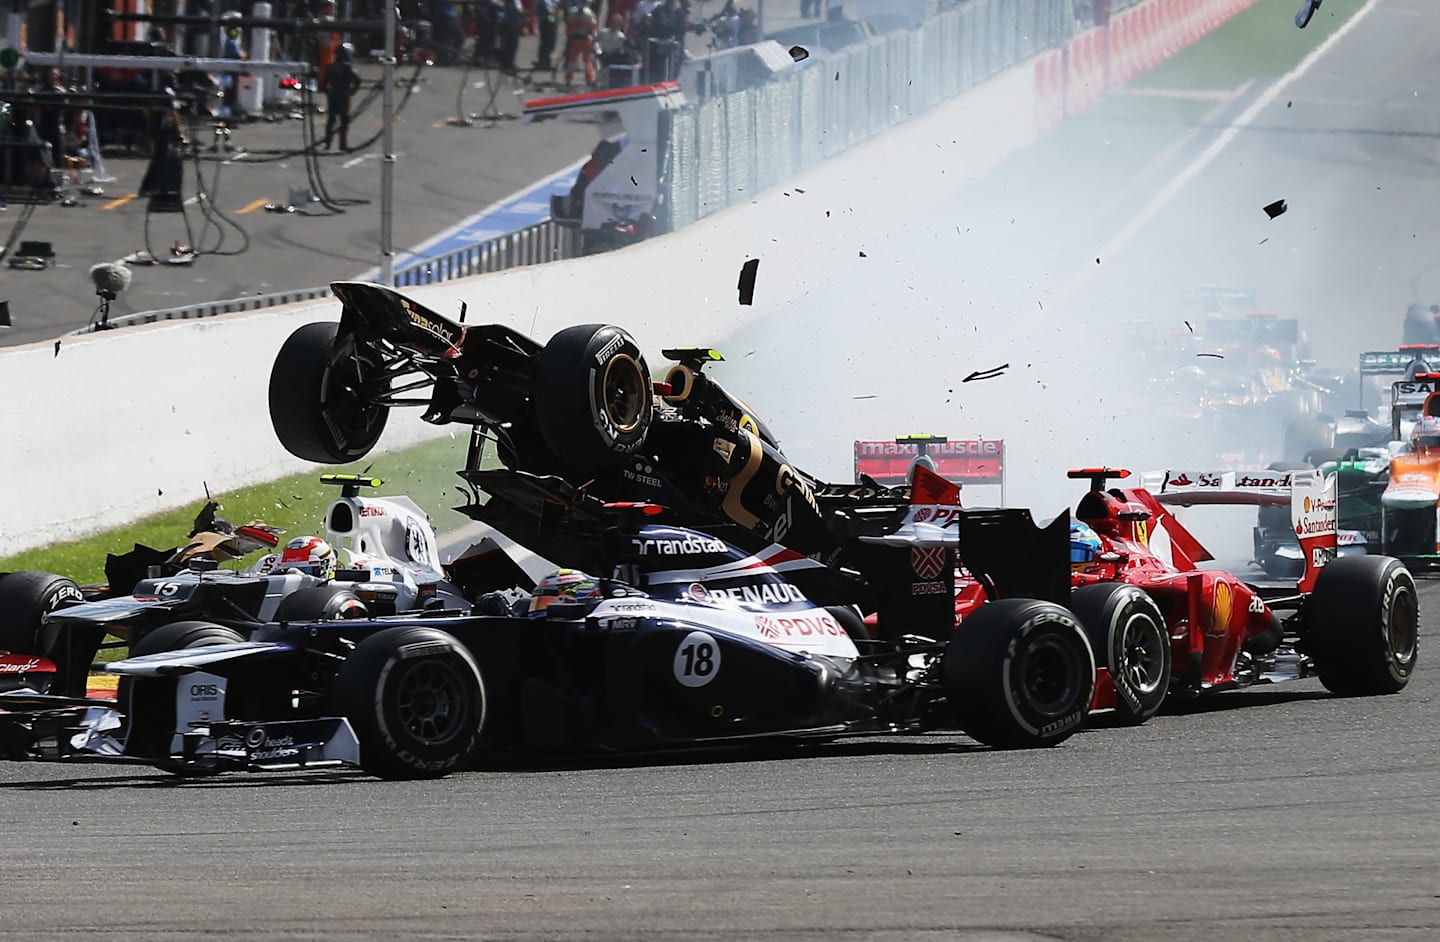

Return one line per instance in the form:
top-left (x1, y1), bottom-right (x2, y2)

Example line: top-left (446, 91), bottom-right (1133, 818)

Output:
top-left (64, 284), bottom-right (335, 336)
top-left (661, 0), bottom-right (1078, 231)
top-left (392, 218), bottom-right (583, 288)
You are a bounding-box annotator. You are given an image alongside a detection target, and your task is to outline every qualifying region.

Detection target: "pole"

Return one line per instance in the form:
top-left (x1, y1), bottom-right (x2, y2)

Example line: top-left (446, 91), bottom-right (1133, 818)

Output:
top-left (380, 1), bottom-right (395, 285)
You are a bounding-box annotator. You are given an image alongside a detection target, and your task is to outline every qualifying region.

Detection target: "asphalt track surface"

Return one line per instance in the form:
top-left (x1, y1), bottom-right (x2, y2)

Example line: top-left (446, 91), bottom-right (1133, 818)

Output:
top-left (0, 0), bottom-right (819, 348)
top-left (4, 4), bottom-right (1439, 938)
top-left (0, 585), bottom-right (1434, 940)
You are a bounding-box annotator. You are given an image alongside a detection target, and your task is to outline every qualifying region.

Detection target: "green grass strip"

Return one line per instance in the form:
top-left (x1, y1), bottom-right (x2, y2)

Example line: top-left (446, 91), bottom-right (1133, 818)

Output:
top-left (0, 434), bottom-right (474, 585)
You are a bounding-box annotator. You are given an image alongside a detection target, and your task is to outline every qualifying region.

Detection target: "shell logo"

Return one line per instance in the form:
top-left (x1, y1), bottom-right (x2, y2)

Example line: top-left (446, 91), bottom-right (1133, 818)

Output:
top-left (1211, 581), bottom-right (1232, 636)
top-left (1304, 496), bottom-right (1312, 514)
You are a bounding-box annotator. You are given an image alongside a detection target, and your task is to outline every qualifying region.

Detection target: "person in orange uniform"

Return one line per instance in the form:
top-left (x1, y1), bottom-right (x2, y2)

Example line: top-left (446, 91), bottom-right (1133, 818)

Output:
top-left (564, 1), bottom-right (598, 86)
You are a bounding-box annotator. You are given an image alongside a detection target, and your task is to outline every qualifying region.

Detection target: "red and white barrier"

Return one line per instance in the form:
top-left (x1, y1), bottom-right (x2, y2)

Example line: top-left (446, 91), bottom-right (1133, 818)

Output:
top-left (1035, 0), bottom-right (1263, 128)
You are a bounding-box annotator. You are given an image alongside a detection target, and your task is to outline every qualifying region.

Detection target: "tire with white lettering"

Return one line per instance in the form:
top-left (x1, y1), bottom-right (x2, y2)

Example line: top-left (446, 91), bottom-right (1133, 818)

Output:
top-left (1305, 556), bottom-right (1418, 695)
top-left (121, 621), bottom-right (245, 760)
top-left (270, 322), bottom-right (390, 464)
top-left (534, 324), bottom-right (653, 471)
top-left (0, 570), bottom-right (83, 656)
top-left (1069, 584), bottom-right (1170, 725)
top-left (273, 586), bottom-right (370, 623)
top-left (943, 599), bottom-right (1095, 748)
top-left (334, 626), bottom-right (486, 780)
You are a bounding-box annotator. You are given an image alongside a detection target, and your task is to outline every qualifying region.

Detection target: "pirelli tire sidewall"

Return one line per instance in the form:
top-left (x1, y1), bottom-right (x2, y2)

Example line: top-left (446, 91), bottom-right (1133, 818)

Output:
top-left (534, 324), bottom-right (653, 472)
top-left (335, 626), bottom-right (486, 780)
top-left (943, 599), bottom-right (1095, 749)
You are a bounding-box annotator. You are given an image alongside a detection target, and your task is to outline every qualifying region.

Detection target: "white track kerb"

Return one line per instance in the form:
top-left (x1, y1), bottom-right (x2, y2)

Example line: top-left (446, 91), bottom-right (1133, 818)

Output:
top-left (0, 0), bottom-right (1271, 556)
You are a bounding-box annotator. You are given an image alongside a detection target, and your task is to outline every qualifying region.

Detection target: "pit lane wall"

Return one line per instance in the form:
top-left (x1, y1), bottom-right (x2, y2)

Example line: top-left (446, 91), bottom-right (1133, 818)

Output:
top-left (0, 0), bottom-right (1252, 557)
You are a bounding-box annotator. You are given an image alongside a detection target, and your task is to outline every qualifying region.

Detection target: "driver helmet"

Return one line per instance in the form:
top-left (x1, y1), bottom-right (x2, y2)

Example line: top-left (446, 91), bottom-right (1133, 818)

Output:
top-left (278, 535), bottom-right (337, 579)
top-left (1070, 521), bottom-right (1103, 569)
top-left (528, 568), bottom-right (604, 616)
top-left (1411, 416), bottom-right (1440, 455)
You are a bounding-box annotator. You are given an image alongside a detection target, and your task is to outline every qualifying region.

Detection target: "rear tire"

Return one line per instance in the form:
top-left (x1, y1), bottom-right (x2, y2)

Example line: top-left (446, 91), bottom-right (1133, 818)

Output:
top-left (944, 599), bottom-right (1095, 748)
top-left (1069, 584), bottom-right (1170, 725)
top-left (1305, 556), bottom-right (1418, 695)
top-left (534, 324), bottom-right (652, 471)
top-left (334, 626), bottom-right (486, 780)
top-left (270, 321), bottom-right (390, 464)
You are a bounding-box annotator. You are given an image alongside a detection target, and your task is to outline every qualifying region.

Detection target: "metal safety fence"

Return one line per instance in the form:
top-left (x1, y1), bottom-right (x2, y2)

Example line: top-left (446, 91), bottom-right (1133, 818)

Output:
top-left (662, 0), bottom-right (1078, 231)
top-left (392, 218), bottom-right (584, 288)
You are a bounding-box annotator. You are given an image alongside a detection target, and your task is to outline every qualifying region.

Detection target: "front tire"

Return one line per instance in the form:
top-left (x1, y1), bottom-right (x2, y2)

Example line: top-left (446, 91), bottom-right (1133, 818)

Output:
top-left (1069, 583), bottom-right (1171, 725)
top-left (944, 599), bottom-right (1095, 748)
top-left (270, 321), bottom-right (390, 464)
top-left (121, 621), bottom-right (245, 760)
top-left (533, 324), bottom-right (653, 471)
top-left (1305, 556), bottom-right (1418, 695)
top-left (0, 570), bottom-right (83, 655)
top-left (333, 626), bottom-right (486, 780)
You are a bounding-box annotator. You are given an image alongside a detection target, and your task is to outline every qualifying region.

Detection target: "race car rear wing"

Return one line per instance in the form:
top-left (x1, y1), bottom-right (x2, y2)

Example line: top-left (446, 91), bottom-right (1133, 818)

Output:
top-left (1361, 347), bottom-right (1440, 375)
top-left (1140, 469), bottom-right (1338, 593)
top-left (853, 437), bottom-right (1004, 489)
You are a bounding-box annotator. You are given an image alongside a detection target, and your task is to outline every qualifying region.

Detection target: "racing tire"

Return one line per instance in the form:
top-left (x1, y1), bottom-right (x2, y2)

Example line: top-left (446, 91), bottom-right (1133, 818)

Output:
top-left (121, 621), bottom-right (245, 761)
top-left (273, 586), bottom-right (370, 623)
top-left (1304, 556), bottom-right (1418, 696)
top-left (0, 570), bottom-right (83, 656)
top-left (333, 626), bottom-right (486, 780)
top-left (1068, 584), bottom-right (1170, 726)
top-left (534, 324), bottom-right (653, 471)
top-left (943, 599), bottom-right (1095, 748)
top-left (270, 321), bottom-right (390, 464)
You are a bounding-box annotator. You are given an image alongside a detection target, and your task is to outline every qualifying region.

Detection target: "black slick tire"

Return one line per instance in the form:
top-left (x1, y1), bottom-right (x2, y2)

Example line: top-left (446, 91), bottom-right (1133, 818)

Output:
top-left (121, 621), bottom-right (245, 760)
top-left (534, 324), bottom-right (652, 471)
top-left (1305, 556), bottom-right (1418, 695)
top-left (0, 570), bottom-right (83, 656)
top-left (270, 321), bottom-right (390, 464)
top-left (333, 626), bottom-right (486, 780)
top-left (1069, 583), bottom-right (1170, 725)
top-left (943, 599), bottom-right (1095, 748)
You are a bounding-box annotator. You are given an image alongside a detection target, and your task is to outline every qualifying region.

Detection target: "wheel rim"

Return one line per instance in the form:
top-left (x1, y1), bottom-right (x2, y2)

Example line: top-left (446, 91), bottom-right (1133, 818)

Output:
top-left (1388, 588), bottom-right (1419, 667)
top-left (1016, 632), bottom-right (1086, 716)
top-left (1118, 612), bottom-right (1168, 695)
top-left (602, 353), bottom-right (646, 434)
top-left (394, 660), bottom-right (470, 746)
top-left (324, 340), bottom-right (387, 444)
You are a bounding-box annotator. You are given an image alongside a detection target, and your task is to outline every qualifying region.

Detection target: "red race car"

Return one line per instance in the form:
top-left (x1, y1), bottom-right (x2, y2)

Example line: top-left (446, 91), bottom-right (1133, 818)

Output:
top-left (854, 438), bottom-right (1418, 728)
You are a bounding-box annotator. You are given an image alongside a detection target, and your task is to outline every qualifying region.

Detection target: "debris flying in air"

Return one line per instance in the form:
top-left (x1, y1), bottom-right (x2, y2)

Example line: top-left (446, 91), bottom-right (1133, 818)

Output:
top-left (963, 364), bottom-right (1010, 383)
top-left (737, 258), bottom-right (760, 306)
top-left (1263, 199), bottom-right (1287, 219)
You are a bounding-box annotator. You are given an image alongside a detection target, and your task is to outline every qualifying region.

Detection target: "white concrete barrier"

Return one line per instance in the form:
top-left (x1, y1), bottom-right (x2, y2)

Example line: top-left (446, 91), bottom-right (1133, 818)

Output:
top-left (0, 56), bottom-right (1039, 557)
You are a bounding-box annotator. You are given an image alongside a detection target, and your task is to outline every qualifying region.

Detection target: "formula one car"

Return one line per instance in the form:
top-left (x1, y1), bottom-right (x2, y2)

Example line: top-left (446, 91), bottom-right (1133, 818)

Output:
top-left (9, 476), bottom-right (474, 697)
top-left (0, 480), bottom-right (1100, 778)
top-left (850, 436), bottom-right (1417, 727)
top-left (1061, 467), bottom-right (1417, 726)
top-left (1330, 346), bottom-right (1440, 451)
